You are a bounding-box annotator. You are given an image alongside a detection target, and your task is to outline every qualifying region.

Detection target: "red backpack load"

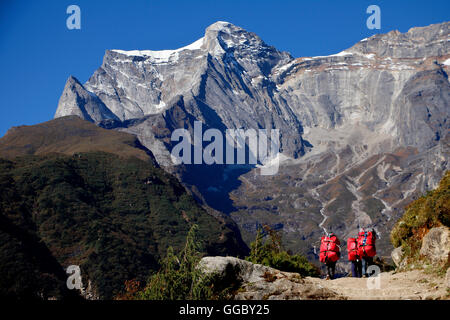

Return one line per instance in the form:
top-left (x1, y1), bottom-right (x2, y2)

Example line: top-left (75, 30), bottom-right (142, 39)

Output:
top-left (347, 237), bottom-right (359, 261)
top-left (357, 230), bottom-right (376, 258)
top-left (319, 233), bottom-right (340, 263)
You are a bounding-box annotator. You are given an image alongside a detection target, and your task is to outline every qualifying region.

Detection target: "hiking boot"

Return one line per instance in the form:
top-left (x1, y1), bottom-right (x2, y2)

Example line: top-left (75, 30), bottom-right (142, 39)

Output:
top-left (325, 275), bottom-right (330, 280)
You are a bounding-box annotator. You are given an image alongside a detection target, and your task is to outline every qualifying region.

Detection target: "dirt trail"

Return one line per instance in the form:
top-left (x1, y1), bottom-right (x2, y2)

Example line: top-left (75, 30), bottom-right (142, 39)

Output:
top-left (307, 270), bottom-right (448, 300)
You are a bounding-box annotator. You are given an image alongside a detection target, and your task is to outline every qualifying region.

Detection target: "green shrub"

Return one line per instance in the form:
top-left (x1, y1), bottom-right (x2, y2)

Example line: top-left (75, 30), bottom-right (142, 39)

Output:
top-left (246, 225), bottom-right (319, 277)
top-left (134, 225), bottom-right (214, 300)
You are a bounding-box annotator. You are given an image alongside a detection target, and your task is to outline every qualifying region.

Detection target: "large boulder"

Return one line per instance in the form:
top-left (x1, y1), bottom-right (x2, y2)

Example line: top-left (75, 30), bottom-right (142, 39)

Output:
top-left (391, 247), bottom-right (405, 267)
top-left (199, 256), bottom-right (274, 285)
top-left (199, 256), bottom-right (341, 300)
top-left (420, 227), bottom-right (450, 264)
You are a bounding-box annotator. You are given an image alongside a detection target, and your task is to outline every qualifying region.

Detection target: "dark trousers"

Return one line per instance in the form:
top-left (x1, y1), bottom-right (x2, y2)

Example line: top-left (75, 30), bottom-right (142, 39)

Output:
top-left (351, 260), bottom-right (362, 278)
top-left (362, 256), bottom-right (374, 276)
top-left (326, 262), bottom-right (336, 279)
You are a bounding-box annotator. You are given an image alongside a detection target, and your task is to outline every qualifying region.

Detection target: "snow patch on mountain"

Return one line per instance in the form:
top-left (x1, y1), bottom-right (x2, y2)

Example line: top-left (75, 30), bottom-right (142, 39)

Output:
top-left (111, 37), bottom-right (204, 63)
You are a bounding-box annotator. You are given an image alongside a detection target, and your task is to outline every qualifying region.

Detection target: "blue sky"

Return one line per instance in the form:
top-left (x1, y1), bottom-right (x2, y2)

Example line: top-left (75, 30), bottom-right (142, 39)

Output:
top-left (0, 0), bottom-right (449, 136)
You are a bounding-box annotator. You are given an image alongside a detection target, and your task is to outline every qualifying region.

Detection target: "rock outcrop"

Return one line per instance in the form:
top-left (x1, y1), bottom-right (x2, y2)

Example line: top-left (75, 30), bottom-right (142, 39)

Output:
top-left (55, 76), bottom-right (119, 123)
top-left (420, 226), bottom-right (450, 264)
top-left (391, 247), bottom-right (405, 267)
top-left (199, 256), bottom-right (340, 300)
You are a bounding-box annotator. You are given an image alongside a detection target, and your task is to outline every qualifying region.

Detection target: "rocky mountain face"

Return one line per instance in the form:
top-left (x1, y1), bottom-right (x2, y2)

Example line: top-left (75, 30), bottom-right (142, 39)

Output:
top-left (55, 21), bottom-right (306, 163)
top-left (54, 21), bottom-right (450, 264)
